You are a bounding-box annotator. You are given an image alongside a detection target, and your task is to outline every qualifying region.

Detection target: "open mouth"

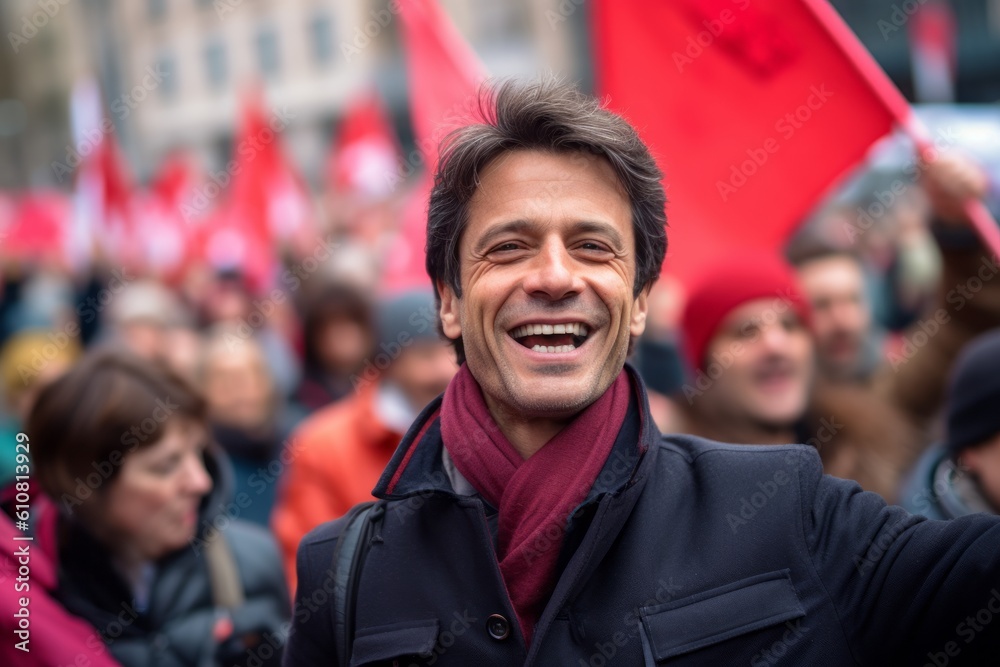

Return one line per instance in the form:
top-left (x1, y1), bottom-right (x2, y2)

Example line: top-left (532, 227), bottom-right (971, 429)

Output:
top-left (509, 322), bottom-right (590, 354)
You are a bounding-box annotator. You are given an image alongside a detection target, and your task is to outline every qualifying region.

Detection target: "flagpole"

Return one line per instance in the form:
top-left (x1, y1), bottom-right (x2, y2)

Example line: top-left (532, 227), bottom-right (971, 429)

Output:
top-left (801, 0), bottom-right (1000, 258)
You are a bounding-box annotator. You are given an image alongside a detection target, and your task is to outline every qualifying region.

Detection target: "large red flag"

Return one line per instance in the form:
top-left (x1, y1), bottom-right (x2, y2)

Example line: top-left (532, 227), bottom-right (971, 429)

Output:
top-left (592, 0), bottom-right (908, 283)
top-left (381, 0), bottom-right (487, 294)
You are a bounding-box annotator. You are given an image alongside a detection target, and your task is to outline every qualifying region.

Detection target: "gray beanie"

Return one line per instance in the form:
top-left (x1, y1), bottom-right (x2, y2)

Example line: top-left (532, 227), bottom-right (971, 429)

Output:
top-left (376, 289), bottom-right (441, 352)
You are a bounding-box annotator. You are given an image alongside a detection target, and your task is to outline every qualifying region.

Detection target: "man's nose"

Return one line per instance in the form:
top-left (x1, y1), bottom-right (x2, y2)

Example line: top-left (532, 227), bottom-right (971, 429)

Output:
top-left (521, 239), bottom-right (584, 300)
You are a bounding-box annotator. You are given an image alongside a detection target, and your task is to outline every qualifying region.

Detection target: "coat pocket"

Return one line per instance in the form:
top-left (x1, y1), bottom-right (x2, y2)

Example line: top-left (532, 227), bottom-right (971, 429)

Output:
top-left (349, 619), bottom-right (440, 667)
top-left (639, 569), bottom-right (805, 663)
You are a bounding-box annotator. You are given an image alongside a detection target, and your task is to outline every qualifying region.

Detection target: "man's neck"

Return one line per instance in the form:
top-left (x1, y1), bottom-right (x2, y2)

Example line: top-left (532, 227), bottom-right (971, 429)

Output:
top-left (483, 394), bottom-right (574, 459)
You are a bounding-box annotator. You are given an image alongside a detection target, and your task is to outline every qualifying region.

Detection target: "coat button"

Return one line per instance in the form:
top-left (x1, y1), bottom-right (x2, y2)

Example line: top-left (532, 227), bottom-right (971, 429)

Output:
top-left (487, 614), bottom-right (511, 640)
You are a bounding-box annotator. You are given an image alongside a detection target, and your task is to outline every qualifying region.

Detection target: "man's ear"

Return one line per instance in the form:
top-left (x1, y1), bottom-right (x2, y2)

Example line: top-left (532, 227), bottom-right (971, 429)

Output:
top-left (437, 281), bottom-right (462, 340)
top-left (630, 287), bottom-right (649, 338)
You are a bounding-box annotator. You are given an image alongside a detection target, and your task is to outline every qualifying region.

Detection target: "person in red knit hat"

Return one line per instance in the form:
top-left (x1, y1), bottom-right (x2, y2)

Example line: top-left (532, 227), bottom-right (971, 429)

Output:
top-left (677, 254), bottom-right (814, 441)
top-left (667, 152), bottom-right (1000, 502)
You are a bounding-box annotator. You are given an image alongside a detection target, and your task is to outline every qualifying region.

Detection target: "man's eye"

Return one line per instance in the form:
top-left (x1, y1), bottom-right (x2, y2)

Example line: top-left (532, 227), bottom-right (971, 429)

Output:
top-left (491, 243), bottom-right (521, 253)
top-left (578, 241), bottom-right (611, 253)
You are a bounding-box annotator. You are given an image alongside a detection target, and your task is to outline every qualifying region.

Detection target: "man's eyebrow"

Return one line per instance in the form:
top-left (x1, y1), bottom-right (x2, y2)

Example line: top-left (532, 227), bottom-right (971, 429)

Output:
top-left (573, 220), bottom-right (625, 248)
top-left (473, 219), bottom-right (535, 254)
top-left (473, 219), bottom-right (625, 253)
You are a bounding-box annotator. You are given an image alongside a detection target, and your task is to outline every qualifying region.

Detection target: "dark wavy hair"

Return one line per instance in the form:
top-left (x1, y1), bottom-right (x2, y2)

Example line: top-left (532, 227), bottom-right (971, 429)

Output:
top-left (425, 78), bottom-right (668, 363)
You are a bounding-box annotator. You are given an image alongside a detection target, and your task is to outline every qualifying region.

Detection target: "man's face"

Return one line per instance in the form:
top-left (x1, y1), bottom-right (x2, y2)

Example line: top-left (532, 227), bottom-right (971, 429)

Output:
top-left (438, 149), bottom-right (647, 420)
top-left (700, 299), bottom-right (814, 428)
top-left (796, 256), bottom-right (871, 379)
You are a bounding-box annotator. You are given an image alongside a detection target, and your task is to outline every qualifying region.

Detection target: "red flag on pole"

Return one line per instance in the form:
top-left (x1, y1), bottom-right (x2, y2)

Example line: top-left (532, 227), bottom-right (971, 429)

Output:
top-left (74, 125), bottom-right (135, 266)
top-left (591, 0), bottom-right (914, 283)
top-left (909, 1), bottom-right (957, 103)
top-left (398, 0), bottom-right (487, 169)
top-left (328, 89), bottom-right (400, 200)
top-left (210, 89), bottom-right (315, 291)
top-left (132, 153), bottom-right (200, 282)
top-left (228, 90), bottom-right (313, 247)
top-left (382, 0), bottom-right (488, 294)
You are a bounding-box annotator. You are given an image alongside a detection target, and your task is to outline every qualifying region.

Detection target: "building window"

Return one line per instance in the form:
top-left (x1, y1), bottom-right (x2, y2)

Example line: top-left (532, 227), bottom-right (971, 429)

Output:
top-left (204, 40), bottom-right (227, 90)
top-left (156, 53), bottom-right (177, 100)
top-left (255, 27), bottom-right (280, 80)
top-left (308, 14), bottom-right (333, 66)
top-left (149, 0), bottom-right (167, 21)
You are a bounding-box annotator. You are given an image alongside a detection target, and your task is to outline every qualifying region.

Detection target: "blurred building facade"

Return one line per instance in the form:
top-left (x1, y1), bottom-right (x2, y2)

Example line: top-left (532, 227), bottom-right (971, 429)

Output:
top-left (75, 0), bottom-right (580, 187)
top-left (0, 0), bottom-right (996, 192)
top-left (0, 0), bottom-right (92, 189)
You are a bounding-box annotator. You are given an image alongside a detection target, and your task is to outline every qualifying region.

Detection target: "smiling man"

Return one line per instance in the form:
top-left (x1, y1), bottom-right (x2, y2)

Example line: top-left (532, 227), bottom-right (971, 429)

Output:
top-left (285, 80), bottom-right (1000, 666)
top-left (436, 147), bottom-right (651, 458)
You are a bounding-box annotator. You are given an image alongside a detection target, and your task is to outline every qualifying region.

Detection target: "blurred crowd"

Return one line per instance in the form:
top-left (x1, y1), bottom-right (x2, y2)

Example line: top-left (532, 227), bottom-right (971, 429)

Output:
top-left (1, 147), bottom-right (999, 666)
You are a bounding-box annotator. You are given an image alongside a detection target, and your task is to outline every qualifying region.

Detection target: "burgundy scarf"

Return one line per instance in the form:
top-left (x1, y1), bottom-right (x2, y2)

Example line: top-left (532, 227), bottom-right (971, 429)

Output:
top-left (439, 365), bottom-right (631, 645)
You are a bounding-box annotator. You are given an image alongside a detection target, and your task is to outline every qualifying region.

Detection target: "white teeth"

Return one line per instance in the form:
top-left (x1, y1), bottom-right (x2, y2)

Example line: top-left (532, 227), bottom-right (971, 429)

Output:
top-left (511, 322), bottom-right (590, 338)
top-left (530, 344), bottom-right (576, 353)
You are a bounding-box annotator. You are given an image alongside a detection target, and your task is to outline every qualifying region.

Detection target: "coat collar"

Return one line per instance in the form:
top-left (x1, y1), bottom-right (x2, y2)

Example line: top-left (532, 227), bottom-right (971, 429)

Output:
top-left (372, 363), bottom-right (661, 501)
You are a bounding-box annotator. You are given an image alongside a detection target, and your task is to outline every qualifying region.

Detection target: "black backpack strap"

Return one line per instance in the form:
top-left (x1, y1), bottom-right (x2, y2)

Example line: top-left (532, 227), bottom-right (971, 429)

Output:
top-left (331, 500), bottom-right (383, 667)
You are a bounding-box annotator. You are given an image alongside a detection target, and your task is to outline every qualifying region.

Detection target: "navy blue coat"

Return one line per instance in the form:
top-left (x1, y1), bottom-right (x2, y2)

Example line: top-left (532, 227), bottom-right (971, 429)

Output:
top-left (285, 372), bottom-right (1000, 666)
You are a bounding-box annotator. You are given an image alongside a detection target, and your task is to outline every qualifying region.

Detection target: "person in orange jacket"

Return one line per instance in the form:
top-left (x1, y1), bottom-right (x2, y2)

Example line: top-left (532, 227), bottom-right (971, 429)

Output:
top-left (271, 290), bottom-right (457, 590)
